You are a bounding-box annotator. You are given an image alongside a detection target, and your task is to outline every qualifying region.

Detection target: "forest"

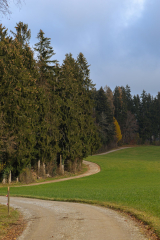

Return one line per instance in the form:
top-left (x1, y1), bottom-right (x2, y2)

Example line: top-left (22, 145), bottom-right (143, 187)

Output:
top-left (0, 22), bottom-right (160, 182)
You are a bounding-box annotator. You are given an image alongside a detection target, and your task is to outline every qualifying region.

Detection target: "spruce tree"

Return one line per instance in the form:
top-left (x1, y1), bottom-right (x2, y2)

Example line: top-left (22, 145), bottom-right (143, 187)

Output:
top-left (94, 87), bottom-right (114, 145)
top-left (76, 53), bottom-right (100, 156)
top-left (0, 34), bottom-right (39, 176)
top-left (57, 53), bottom-right (100, 170)
top-left (10, 21), bottom-right (31, 47)
top-left (34, 29), bottom-right (57, 84)
top-left (57, 54), bottom-right (82, 167)
top-left (0, 24), bottom-right (9, 41)
top-left (113, 86), bottom-right (127, 136)
top-left (34, 29), bottom-right (59, 168)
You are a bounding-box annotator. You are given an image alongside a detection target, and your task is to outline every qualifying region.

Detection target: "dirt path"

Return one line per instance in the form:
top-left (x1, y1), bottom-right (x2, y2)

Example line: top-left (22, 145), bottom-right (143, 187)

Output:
top-left (16, 160), bottom-right (100, 187)
top-left (14, 147), bottom-right (130, 187)
top-left (0, 197), bottom-right (147, 240)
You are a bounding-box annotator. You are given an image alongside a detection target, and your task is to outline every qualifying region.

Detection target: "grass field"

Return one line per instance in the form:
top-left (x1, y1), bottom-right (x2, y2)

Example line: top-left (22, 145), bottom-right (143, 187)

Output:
top-left (0, 146), bottom-right (160, 237)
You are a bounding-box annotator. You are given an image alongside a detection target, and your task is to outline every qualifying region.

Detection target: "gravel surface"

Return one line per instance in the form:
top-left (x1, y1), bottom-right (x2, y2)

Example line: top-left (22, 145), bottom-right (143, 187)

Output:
top-left (0, 197), bottom-right (148, 240)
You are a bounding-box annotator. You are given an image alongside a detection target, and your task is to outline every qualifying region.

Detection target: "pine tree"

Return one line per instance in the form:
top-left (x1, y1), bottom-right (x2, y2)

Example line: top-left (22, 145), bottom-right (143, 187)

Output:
top-left (125, 85), bottom-right (134, 113)
top-left (76, 53), bottom-right (100, 156)
top-left (57, 53), bottom-right (100, 171)
top-left (57, 54), bottom-right (82, 169)
top-left (113, 86), bottom-right (127, 136)
top-left (76, 52), bottom-right (95, 90)
top-left (10, 21), bottom-right (31, 47)
top-left (34, 29), bottom-right (59, 168)
top-left (104, 85), bottom-right (115, 115)
top-left (93, 87), bottom-right (115, 145)
top-left (34, 29), bottom-right (57, 85)
top-left (0, 24), bottom-right (9, 41)
top-left (155, 93), bottom-right (160, 141)
top-left (140, 91), bottom-right (153, 143)
top-left (0, 34), bottom-right (39, 176)
top-left (122, 111), bottom-right (138, 144)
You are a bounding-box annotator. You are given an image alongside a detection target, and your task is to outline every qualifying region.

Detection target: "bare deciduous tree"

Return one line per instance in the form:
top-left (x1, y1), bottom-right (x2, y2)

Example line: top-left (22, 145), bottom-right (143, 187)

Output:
top-left (123, 111), bottom-right (139, 144)
top-left (0, 0), bottom-right (23, 16)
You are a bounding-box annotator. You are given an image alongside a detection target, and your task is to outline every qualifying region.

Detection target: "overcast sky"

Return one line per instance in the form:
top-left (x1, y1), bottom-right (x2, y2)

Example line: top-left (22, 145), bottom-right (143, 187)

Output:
top-left (1, 0), bottom-right (160, 97)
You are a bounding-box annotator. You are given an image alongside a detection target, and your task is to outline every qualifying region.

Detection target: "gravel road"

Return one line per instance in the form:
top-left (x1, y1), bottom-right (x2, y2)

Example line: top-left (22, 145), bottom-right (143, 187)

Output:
top-left (0, 197), bottom-right (147, 240)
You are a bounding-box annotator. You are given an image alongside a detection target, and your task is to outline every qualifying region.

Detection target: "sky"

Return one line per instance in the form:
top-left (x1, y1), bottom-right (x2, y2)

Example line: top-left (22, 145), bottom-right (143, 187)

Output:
top-left (1, 0), bottom-right (160, 97)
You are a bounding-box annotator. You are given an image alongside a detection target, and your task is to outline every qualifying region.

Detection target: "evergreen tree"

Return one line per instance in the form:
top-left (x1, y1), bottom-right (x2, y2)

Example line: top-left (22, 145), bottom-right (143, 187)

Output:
top-left (155, 93), bottom-right (160, 141)
top-left (34, 29), bottom-right (57, 85)
top-left (76, 53), bottom-right (100, 156)
top-left (133, 94), bottom-right (141, 117)
top-left (113, 86), bottom-right (127, 134)
top-left (94, 87), bottom-right (115, 145)
top-left (104, 85), bottom-right (115, 115)
top-left (139, 90), bottom-right (153, 143)
top-left (34, 29), bottom-right (59, 167)
top-left (0, 35), bottom-right (39, 176)
top-left (57, 53), bottom-right (83, 168)
top-left (0, 24), bottom-right (9, 41)
top-left (122, 111), bottom-right (138, 144)
top-left (10, 21), bottom-right (31, 47)
top-left (76, 52), bottom-right (95, 90)
top-left (57, 53), bottom-right (100, 170)
top-left (125, 85), bottom-right (134, 113)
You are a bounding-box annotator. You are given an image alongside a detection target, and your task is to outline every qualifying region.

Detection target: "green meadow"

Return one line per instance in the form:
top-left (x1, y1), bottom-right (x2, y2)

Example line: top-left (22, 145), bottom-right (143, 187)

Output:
top-left (0, 146), bottom-right (160, 237)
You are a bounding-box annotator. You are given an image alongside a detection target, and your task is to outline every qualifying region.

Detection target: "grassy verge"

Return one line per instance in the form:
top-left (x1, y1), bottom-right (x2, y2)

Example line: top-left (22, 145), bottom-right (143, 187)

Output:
top-left (0, 204), bottom-right (25, 240)
top-left (0, 146), bottom-right (160, 238)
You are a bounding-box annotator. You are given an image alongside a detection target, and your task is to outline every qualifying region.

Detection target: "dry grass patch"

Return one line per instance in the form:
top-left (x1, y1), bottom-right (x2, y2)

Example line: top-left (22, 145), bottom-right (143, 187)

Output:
top-left (0, 204), bottom-right (25, 240)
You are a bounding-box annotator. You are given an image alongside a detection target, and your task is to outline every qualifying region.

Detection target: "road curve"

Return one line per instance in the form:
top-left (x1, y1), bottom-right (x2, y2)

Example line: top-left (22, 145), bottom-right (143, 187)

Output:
top-left (14, 160), bottom-right (101, 187)
top-left (14, 147), bottom-right (130, 187)
top-left (0, 197), bottom-right (147, 240)
top-left (0, 148), bottom-right (148, 239)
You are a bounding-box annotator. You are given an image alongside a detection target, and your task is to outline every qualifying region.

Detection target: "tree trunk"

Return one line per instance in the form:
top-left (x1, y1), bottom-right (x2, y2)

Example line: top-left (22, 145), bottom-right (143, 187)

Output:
top-left (2, 178), bottom-right (6, 184)
top-left (38, 160), bottom-right (40, 175)
top-left (43, 162), bottom-right (46, 176)
top-left (59, 155), bottom-right (64, 175)
top-left (8, 171), bottom-right (11, 184)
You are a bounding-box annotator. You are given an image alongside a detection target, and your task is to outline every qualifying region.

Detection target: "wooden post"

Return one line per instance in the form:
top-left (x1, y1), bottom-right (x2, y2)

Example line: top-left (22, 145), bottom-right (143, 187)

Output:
top-left (8, 186), bottom-right (10, 215)
top-left (16, 177), bottom-right (19, 182)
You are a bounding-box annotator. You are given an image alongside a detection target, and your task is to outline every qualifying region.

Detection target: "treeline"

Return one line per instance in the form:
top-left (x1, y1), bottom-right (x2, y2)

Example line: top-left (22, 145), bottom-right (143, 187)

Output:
top-left (94, 85), bottom-right (160, 151)
top-left (0, 22), bottom-right (101, 180)
top-left (0, 22), bottom-right (160, 182)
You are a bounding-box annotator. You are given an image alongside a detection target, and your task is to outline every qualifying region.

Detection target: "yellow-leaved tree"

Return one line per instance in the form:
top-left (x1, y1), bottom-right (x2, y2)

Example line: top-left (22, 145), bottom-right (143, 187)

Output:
top-left (113, 117), bottom-right (122, 143)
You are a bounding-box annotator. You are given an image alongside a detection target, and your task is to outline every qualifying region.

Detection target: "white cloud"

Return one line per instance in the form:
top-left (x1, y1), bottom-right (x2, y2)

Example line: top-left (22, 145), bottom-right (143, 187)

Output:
top-left (123, 0), bottom-right (146, 27)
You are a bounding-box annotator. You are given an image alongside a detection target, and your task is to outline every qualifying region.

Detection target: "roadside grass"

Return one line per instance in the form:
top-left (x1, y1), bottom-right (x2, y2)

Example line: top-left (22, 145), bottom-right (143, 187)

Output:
top-left (0, 146), bottom-right (160, 237)
top-left (0, 204), bottom-right (20, 239)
